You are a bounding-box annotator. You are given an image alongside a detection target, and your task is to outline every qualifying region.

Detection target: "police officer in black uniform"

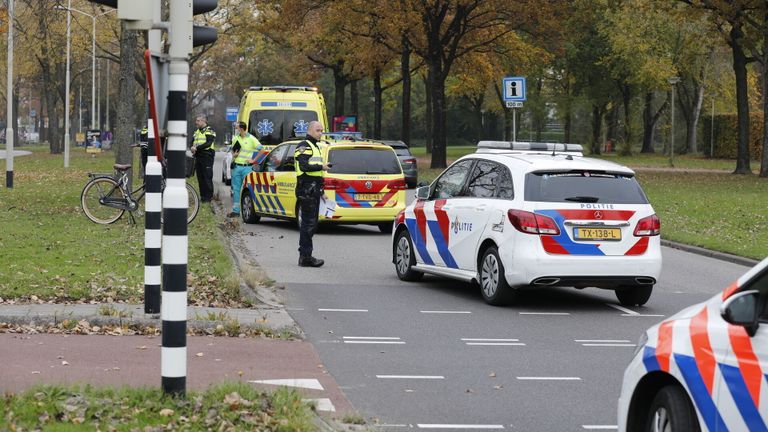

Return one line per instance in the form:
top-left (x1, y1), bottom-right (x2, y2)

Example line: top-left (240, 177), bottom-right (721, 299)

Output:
top-left (190, 115), bottom-right (217, 202)
top-left (294, 120), bottom-right (329, 267)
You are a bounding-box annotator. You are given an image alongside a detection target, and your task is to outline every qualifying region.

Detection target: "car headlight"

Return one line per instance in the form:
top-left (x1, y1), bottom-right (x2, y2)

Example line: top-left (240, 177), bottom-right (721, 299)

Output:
top-left (633, 331), bottom-right (648, 358)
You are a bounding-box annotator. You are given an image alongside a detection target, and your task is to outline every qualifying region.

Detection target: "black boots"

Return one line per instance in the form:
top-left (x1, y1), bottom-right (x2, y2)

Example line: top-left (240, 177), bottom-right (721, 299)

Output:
top-left (298, 256), bottom-right (324, 267)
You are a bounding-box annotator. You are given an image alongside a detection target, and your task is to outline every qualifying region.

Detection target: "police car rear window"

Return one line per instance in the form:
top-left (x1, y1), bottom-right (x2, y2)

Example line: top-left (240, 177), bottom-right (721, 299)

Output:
top-left (249, 110), bottom-right (318, 146)
top-left (524, 171), bottom-right (649, 204)
top-left (327, 149), bottom-right (402, 175)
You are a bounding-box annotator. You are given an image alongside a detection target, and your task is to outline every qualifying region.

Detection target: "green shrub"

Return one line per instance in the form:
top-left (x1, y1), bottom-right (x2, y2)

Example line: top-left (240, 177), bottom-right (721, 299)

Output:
top-left (702, 113), bottom-right (763, 159)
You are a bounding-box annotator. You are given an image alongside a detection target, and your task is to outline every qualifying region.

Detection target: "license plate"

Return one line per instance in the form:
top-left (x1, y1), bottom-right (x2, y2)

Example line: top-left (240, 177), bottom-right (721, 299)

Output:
top-left (355, 193), bottom-right (383, 201)
top-left (573, 227), bottom-right (621, 241)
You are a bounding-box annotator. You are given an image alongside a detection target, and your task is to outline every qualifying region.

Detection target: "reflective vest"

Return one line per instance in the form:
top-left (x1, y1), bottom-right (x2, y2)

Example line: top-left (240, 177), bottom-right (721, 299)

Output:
top-left (295, 141), bottom-right (323, 177)
top-left (140, 127), bottom-right (148, 148)
top-left (193, 125), bottom-right (216, 151)
top-left (233, 133), bottom-right (262, 164)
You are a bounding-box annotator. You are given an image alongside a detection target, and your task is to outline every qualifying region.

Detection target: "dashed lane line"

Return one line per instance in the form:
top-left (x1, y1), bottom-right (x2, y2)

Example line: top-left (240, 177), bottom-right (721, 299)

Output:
top-left (375, 375), bottom-right (445, 379)
top-left (343, 336), bottom-right (405, 345)
top-left (516, 376), bottom-right (581, 381)
top-left (605, 303), bottom-right (664, 317)
top-left (575, 339), bottom-right (635, 347)
top-left (416, 425), bottom-right (505, 429)
top-left (318, 308), bottom-right (369, 312)
top-left (582, 426), bottom-right (618, 430)
top-left (519, 312), bottom-right (570, 316)
top-left (420, 310), bottom-right (472, 314)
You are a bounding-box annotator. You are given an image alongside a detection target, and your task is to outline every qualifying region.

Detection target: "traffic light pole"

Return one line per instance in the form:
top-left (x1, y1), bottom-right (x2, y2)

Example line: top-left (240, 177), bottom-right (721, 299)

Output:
top-left (161, 0), bottom-right (193, 396)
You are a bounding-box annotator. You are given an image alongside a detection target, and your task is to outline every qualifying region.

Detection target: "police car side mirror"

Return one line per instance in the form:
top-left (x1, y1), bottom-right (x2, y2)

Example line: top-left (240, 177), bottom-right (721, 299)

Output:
top-left (415, 185), bottom-right (430, 200)
top-left (720, 290), bottom-right (760, 336)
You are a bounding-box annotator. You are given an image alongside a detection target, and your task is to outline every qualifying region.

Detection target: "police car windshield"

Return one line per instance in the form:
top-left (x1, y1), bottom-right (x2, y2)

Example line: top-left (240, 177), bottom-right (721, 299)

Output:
top-left (525, 171), bottom-right (649, 204)
top-left (249, 110), bottom-right (318, 146)
top-left (327, 149), bottom-right (402, 175)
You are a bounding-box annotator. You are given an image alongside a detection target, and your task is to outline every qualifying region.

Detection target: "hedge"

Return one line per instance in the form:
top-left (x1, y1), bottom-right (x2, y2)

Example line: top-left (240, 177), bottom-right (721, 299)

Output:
top-left (702, 113), bottom-right (764, 159)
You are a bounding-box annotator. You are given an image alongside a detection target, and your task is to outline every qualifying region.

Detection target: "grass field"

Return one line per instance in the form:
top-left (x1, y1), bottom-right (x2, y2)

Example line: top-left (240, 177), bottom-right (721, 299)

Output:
top-left (0, 383), bottom-right (318, 431)
top-left (412, 146), bottom-right (768, 259)
top-left (0, 146), bottom-right (240, 304)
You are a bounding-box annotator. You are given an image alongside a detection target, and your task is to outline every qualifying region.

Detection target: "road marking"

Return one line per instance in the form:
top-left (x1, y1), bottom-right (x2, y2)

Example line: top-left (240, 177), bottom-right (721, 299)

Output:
top-left (343, 336), bottom-right (405, 345)
top-left (605, 303), bottom-right (664, 317)
top-left (581, 343), bottom-right (636, 347)
top-left (516, 376), bottom-right (581, 381)
top-left (249, 378), bottom-right (324, 390)
top-left (466, 343), bottom-right (526, 346)
top-left (582, 426), bottom-right (618, 430)
top-left (417, 425), bottom-right (504, 429)
top-left (574, 339), bottom-right (631, 343)
top-left (376, 375), bottom-right (445, 379)
top-left (575, 339), bottom-right (634, 347)
top-left (302, 398), bottom-right (336, 412)
top-left (519, 311), bottom-right (570, 315)
top-left (420, 310), bottom-right (472, 314)
top-left (461, 338), bottom-right (520, 342)
top-left (344, 336), bottom-right (401, 340)
top-left (318, 308), bottom-right (369, 312)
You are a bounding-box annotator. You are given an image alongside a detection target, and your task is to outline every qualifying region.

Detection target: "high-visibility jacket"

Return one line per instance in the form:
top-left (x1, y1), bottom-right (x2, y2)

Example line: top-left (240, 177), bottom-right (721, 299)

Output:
top-left (192, 125), bottom-right (216, 151)
top-left (294, 140), bottom-right (323, 177)
top-left (232, 133), bottom-right (262, 164)
top-left (140, 127), bottom-right (148, 148)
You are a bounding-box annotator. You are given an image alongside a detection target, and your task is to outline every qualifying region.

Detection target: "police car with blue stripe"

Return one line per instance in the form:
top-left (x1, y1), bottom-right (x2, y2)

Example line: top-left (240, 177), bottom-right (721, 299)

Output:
top-left (391, 141), bottom-right (662, 306)
top-left (619, 256), bottom-right (768, 432)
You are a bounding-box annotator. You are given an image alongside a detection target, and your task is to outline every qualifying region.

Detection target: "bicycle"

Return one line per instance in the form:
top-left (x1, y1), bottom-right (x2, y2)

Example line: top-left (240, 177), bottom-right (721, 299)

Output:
top-left (80, 161), bottom-right (201, 225)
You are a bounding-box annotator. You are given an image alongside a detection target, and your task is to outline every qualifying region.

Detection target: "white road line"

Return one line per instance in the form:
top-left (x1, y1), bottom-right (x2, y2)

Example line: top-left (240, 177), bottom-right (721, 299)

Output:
top-left (466, 342), bottom-right (526, 346)
top-left (574, 339), bottom-right (630, 343)
top-left (462, 338), bottom-right (520, 342)
top-left (344, 341), bottom-right (406, 344)
top-left (519, 312), bottom-right (570, 315)
top-left (318, 308), bottom-right (369, 312)
top-left (581, 343), bottom-right (636, 347)
top-left (606, 303), bottom-right (637, 315)
top-left (417, 425), bottom-right (504, 429)
top-left (302, 398), bottom-right (336, 412)
top-left (376, 375), bottom-right (445, 379)
top-left (344, 336), bottom-right (401, 340)
top-left (249, 378), bottom-right (324, 390)
top-left (582, 426), bottom-right (618, 430)
top-left (623, 314), bottom-right (665, 317)
top-left (516, 376), bottom-right (581, 381)
top-left (420, 310), bottom-right (472, 314)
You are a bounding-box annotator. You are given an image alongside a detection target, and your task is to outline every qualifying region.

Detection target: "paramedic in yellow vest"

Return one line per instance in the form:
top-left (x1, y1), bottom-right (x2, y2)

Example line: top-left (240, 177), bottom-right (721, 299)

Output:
top-left (190, 115), bottom-right (216, 202)
top-left (294, 120), bottom-right (329, 268)
top-left (229, 121), bottom-right (263, 217)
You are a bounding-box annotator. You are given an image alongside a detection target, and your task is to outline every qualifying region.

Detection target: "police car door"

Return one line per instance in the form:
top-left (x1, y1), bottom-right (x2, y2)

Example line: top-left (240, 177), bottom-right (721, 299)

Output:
top-left (421, 160), bottom-right (473, 269)
top-left (447, 160), bottom-right (508, 271)
top-left (715, 269), bottom-right (768, 431)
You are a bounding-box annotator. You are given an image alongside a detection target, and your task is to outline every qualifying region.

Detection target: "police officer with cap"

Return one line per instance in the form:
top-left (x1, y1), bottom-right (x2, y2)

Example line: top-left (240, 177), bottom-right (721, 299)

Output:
top-left (294, 120), bottom-right (329, 267)
top-left (190, 115), bottom-right (216, 202)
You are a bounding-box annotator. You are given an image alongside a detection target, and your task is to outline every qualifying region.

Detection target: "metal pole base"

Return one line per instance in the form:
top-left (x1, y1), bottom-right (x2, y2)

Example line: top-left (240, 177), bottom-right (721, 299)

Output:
top-left (6, 170), bottom-right (12, 188)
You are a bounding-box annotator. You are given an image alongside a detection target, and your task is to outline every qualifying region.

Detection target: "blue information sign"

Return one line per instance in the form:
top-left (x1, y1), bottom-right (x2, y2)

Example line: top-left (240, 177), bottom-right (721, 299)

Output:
top-left (502, 77), bottom-right (526, 102)
top-left (225, 106), bottom-right (239, 121)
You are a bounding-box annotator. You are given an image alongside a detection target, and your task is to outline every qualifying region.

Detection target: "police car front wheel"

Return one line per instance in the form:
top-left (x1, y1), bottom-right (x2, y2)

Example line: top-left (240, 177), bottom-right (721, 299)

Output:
top-left (479, 246), bottom-right (517, 306)
top-left (645, 385), bottom-right (700, 432)
top-left (394, 230), bottom-right (423, 282)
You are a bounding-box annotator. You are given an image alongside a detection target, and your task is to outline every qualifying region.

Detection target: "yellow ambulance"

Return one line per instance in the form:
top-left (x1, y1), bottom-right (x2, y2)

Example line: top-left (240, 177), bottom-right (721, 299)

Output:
top-left (237, 86), bottom-right (329, 149)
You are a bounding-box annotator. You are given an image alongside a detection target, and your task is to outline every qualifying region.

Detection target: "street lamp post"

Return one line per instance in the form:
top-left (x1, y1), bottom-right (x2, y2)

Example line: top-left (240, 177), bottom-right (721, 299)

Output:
top-left (668, 76), bottom-right (680, 167)
top-left (63, 0), bottom-right (72, 167)
top-left (5, 0), bottom-right (13, 187)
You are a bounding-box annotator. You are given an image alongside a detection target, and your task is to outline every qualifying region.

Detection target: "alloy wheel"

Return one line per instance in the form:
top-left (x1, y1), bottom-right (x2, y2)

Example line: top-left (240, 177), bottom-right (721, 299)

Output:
top-left (481, 253), bottom-right (500, 298)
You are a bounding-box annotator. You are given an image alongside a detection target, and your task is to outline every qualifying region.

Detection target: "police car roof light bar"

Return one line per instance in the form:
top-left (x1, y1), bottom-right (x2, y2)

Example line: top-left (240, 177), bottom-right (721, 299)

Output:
top-left (476, 141), bottom-right (583, 155)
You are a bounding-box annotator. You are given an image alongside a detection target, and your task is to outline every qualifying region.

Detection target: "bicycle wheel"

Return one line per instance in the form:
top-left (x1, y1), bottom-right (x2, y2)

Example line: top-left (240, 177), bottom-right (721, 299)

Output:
top-left (186, 183), bottom-right (200, 224)
top-left (81, 177), bottom-right (126, 224)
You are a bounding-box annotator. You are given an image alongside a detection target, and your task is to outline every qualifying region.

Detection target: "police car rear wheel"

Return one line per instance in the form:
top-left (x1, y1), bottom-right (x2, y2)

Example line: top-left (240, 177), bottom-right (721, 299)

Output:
top-left (645, 385), bottom-right (700, 432)
top-left (394, 230), bottom-right (423, 281)
top-left (479, 247), bottom-right (516, 305)
top-left (615, 285), bottom-right (653, 307)
top-left (241, 193), bottom-right (260, 224)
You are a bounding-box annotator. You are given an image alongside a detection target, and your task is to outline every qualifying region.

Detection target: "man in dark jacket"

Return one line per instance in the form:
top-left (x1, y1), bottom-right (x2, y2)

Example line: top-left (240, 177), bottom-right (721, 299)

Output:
top-left (190, 115), bottom-right (216, 202)
top-left (294, 121), bottom-right (329, 267)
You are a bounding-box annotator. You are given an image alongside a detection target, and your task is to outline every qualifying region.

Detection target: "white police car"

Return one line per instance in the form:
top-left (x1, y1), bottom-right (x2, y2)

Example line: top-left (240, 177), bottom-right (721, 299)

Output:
top-left (618, 257), bottom-right (768, 432)
top-left (391, 141), bottom-right (662, 306)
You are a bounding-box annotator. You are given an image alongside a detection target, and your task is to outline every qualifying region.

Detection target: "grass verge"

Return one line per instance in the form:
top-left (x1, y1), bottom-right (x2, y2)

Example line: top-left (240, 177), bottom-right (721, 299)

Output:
top-left (0, 146), bottom-right (240, 305)
top-left (0, 383), bottom-right (317, 431)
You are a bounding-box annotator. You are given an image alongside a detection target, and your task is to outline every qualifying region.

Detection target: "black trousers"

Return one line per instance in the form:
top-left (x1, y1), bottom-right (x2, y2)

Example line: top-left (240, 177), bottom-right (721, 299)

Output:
top-left (298, 194), bottom-right (320, 257)
top-left (195, 152), bottom-right (215, 201)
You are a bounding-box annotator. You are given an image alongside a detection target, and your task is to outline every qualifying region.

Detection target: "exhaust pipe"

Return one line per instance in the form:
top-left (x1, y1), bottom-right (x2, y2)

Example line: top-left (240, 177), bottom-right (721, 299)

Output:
top-left (635, 277), bottom-right (655, 285)
top-left (533, 277), bottom-right (561, 286)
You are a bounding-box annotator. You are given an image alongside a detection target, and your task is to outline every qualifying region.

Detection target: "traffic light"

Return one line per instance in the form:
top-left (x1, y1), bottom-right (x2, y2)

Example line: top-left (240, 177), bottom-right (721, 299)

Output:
top-left (192, 0), bottom-right (218, 48)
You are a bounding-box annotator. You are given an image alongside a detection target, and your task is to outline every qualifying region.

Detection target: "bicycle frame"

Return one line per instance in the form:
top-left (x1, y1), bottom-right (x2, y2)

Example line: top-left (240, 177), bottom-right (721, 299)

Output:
top-left (87, 172), bottom-right (145, 212)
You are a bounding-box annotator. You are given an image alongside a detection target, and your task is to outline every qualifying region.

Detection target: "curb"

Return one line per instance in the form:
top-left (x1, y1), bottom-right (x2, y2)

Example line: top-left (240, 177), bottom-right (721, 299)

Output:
top-left (661, 239), bottom-right (760, 267)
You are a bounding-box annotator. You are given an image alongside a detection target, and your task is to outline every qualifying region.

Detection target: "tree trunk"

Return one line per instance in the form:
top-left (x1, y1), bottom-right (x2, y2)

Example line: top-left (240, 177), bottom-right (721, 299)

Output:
top-left (563, 98), bottom-right (572, 143)
top-left (401, 36), bottom-right (411, 146)
top-left (429, 64), bottom-right (447, 169)
top-left (424, 72), bottom-right (433, 153)
top-left (373, 70), bottom-right (382, 139)
top-left (686, 83), bottom-right (704, 154)
top-left (333, 67), bottom-right (346, 119)
top-left (606, 102), bottom-right (619, 146)
top-left (591, 103), bottom-right (603, 155)
top-left (730, 25), bottom-right (752, 174)
top-left (620, 84), bottom-right (632, 149)
top-left (642, 92), bottom-right (655, 153)
top-left (493, 83), bottom-right (511, 140)
top-left (12, 86), bottom-right (19, 147)
top-left (762, 42), bottom-right (768, 177)
top-left (114, 23), bottom-right (138, 180)
top-left (534, 78), bottom-right (543, 142)
top-left (350, 79), bottom-right (358, 116)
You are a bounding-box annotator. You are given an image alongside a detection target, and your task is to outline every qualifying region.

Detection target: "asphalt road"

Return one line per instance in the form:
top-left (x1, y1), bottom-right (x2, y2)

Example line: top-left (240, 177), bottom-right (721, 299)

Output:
top-left (214, 153), bottom-right (750, 431)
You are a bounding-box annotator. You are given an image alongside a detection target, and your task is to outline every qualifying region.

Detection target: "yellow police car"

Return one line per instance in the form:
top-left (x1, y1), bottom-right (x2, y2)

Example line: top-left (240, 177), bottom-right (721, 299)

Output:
top-left (239, 140), bottom-right (407, 232)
